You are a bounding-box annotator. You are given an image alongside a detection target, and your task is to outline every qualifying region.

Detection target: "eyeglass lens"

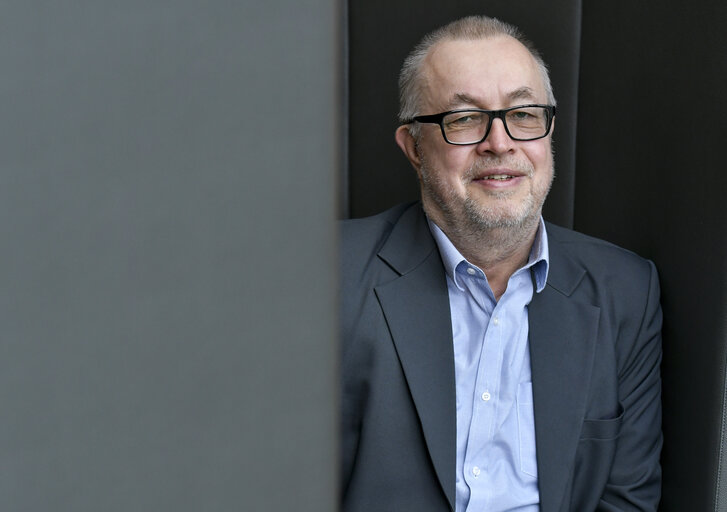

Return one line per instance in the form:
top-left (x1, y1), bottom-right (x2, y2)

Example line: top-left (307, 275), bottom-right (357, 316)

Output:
top-left (442, 107), bottom-right (549, 143)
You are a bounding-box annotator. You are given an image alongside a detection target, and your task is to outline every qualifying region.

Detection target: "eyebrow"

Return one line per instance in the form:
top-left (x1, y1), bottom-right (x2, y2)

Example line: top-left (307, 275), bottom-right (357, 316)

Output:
top-left (507, 87), bottom-right (537, 102)
top-left (444, 87), bottom-right (539, 110)
top-left (444, 93), bottom-right (479, 110)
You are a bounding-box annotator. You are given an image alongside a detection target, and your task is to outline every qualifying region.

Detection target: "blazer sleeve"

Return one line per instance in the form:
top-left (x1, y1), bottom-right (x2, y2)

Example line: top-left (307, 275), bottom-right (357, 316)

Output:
top-left (598, 259), bottom-right (663, 511)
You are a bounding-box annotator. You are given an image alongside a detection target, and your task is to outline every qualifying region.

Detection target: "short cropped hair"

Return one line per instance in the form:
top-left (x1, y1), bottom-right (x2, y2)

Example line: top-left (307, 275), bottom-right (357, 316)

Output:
top-left (398, 16), bottom-right (556, 135)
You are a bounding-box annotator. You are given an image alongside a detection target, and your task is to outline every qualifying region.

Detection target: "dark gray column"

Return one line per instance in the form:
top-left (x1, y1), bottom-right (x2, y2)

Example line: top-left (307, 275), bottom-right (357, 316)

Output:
top-left (0, 1), bottom-right (339, 510)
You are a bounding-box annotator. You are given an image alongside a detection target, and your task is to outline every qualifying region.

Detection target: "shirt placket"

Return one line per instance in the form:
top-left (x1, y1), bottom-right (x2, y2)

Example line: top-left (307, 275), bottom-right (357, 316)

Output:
top-left (462, 273), bottom-right (502, 511)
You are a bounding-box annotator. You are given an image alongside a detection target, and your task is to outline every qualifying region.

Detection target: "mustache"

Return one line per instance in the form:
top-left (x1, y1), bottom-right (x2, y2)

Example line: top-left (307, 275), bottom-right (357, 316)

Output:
top-left (463, 157), bottom-right (534, 180)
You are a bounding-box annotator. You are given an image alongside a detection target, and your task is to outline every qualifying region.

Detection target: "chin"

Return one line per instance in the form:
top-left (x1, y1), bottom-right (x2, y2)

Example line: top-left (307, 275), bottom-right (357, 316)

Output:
top-left (463, 196), bottom-right (539, 231)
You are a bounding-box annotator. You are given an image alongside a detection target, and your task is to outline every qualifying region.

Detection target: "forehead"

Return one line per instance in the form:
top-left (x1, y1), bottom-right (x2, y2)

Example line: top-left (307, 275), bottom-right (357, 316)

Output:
top-left (420, 36), bottom-right (546, 109)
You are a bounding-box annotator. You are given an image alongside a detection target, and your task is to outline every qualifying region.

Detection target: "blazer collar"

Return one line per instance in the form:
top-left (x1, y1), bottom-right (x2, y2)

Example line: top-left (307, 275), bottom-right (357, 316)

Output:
top-left (540, 222), bottom-right (587, 295)
top-left (378, 202), bottom-right (439, 275)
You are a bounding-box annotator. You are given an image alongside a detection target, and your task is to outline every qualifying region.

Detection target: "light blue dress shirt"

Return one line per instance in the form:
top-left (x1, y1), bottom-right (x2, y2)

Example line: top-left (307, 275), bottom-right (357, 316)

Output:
top-left (428, 219), bottom-right (549, 512)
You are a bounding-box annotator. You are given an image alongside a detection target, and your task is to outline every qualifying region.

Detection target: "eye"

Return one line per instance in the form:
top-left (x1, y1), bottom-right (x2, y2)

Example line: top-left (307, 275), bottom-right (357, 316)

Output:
top-left (444, 111), bottom-right (484, 129)
top-left (506, 107), bottom-right (546, 128)
top-left (510, 110), bottom-right (535, 120)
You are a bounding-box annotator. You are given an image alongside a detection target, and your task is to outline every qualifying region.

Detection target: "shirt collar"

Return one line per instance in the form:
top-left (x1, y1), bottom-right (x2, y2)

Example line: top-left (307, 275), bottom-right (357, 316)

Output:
top-left (427, 217), bottom-right (550, 293)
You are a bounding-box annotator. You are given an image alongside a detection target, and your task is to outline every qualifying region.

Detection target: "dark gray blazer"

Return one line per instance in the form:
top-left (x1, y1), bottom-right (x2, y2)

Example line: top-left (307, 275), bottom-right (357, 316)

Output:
top-left (340, 202), bottom-right (662, 512)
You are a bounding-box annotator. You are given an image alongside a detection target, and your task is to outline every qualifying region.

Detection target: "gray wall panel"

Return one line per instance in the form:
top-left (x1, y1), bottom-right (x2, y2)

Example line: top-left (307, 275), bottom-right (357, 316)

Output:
top-left (0, 2), bottom-right (338, 510)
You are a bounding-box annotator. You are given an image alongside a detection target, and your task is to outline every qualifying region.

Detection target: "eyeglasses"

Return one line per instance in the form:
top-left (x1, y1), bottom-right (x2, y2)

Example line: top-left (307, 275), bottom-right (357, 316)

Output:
top-left (404, 104), bottom-right (556, 145)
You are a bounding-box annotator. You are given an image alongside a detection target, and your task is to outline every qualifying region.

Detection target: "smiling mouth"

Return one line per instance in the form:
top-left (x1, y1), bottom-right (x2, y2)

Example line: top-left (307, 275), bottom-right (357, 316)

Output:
top-left (477, 174), bottom-right (516, 181)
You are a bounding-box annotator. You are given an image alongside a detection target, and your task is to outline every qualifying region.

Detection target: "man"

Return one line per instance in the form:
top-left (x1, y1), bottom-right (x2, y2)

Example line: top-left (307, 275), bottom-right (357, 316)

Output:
top-left (340, 15), bottom-right (662, 512)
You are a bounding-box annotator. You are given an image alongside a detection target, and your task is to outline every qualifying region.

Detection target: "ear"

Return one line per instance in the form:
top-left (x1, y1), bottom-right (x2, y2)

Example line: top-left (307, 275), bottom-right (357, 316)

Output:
top-left (395, 125), bottom-right (422, 172)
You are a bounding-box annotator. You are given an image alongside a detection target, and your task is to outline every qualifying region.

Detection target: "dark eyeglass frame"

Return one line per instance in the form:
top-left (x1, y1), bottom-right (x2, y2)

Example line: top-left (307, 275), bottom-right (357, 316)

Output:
top-left (404, 104), bottom-right (556, 145)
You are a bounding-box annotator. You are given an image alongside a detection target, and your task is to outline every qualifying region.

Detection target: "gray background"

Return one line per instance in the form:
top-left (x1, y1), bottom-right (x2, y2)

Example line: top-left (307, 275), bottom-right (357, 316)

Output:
top-left (0, 1), bottom-right (339, 510)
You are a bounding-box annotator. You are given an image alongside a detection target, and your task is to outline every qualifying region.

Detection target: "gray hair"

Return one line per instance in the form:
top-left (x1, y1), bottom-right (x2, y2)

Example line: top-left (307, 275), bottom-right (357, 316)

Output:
top-left (398, 16), bottom-right (556, 136)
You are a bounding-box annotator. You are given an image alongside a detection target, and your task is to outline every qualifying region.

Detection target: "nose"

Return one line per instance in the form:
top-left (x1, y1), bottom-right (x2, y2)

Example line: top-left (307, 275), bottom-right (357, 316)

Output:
top-left (476, 118), bottom-right (515, 155)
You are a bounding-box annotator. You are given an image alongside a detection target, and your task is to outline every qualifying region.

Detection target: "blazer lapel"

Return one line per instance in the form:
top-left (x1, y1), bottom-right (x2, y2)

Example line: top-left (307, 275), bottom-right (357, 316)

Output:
top-left (529, 241), bottom-right (600, 512)
top-left (374, 204), bottom-right (457, 511)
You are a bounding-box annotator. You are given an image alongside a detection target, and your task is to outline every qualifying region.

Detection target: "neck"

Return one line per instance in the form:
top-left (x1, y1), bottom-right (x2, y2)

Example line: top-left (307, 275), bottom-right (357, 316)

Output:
top-left (433, 212), bottom-right (540, 300)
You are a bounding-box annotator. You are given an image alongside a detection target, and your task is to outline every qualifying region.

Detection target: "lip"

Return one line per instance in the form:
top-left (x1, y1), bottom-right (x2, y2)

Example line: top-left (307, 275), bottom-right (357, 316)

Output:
top-left (471, 168), bottom-right (526, 188)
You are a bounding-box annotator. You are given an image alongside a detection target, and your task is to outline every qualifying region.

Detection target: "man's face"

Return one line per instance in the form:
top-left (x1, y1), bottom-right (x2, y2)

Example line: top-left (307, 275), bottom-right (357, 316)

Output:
top-left (396, 36), bottom-right (554, 235)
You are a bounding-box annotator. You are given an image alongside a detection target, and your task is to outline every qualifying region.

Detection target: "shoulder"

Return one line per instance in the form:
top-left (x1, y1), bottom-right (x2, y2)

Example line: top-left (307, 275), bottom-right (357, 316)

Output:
top-left (338, 204), bottom-right (424, 355)
top-left (544, 222), bottom-right (660, 323)
top-left (545, 221), bottom-right (655, 276)
top-left (543, 223), bottom-right (662, 393)
top-left (340, 203), bottom-right (413, 248)
top-left (339, 202), bottom-right (436, 325)
top-left (340, 202), bottom-right (420, 270)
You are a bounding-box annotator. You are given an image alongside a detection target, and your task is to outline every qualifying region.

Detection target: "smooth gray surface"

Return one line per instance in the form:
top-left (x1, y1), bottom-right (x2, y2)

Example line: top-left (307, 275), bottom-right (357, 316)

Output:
top-left (0, 2), bottom-right (338, 510)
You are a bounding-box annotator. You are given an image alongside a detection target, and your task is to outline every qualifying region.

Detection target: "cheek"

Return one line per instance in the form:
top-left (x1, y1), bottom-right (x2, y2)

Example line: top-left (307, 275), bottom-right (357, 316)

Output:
top-left (423, 147), bottom-right (470, 182)
top-left (526, 143), bottom-right (553, 175)
top-left (533, 149), bottom-right (554, 195)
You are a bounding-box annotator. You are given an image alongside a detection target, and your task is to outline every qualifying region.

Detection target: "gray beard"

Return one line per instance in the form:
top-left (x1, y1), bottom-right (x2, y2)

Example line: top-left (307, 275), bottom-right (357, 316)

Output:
top-left (419, 155), bottom-right (552, 261)
top-left (445, 192), bottom-right (541, 259)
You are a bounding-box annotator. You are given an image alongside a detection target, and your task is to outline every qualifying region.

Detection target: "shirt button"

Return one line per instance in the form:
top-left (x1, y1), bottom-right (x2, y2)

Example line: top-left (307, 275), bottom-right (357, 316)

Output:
top-left (481, 391), bottom-right (491, 401)
top-left (466, 267), bottom-right (476, 275)
top-left (492, 317), bottom-right (500, 326)
top-left (472, 466), bottom-right (481, 477)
